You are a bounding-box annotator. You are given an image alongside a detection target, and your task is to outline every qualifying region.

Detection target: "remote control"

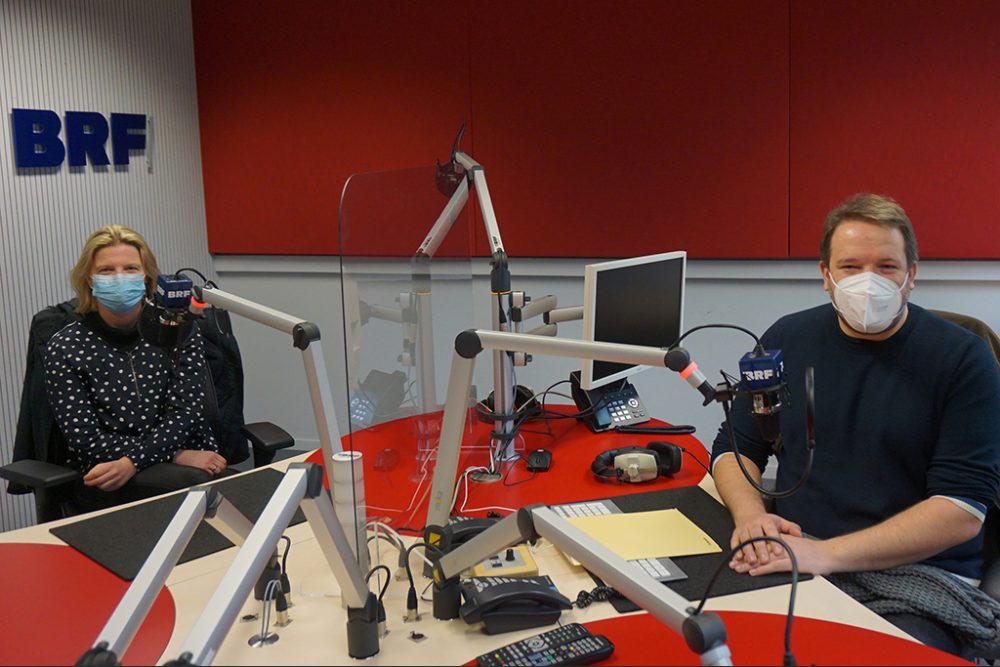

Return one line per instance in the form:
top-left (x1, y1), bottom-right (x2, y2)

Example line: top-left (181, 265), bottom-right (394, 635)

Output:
top-left (475, 622), bottom-right (614, 666)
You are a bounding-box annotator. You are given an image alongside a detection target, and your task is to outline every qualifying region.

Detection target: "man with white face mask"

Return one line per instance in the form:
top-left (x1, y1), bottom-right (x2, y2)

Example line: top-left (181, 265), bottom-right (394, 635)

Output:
top-left (710, 193), bottom-right (1000, 656)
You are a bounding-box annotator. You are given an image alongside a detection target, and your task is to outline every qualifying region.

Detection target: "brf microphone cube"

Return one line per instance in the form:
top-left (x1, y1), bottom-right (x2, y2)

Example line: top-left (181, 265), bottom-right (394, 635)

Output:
top-left (739, 349), bottom-right (784, 389)
top-left (156, 274), bottom-right (193, 309)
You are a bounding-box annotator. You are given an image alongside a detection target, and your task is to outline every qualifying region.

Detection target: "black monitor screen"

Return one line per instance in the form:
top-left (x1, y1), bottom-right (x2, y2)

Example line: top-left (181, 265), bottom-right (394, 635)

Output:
top-left (584, 252), bottom-right (685, 388)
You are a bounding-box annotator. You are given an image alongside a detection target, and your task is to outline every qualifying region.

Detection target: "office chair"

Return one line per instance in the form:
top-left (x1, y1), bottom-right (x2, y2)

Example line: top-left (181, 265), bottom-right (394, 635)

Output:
top-left (929, 310), bottom-right (1000, 602)
top-left (0, 299), bottom-right (294, 523)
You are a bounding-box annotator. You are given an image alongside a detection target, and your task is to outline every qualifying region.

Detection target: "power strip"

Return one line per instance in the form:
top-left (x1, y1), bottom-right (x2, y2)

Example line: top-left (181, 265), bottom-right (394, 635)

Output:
top-left (470, 545), bottom-right (539, 577)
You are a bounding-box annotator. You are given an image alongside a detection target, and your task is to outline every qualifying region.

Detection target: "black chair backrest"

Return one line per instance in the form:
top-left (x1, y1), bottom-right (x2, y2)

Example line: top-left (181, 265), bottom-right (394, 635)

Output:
top-left (9, 301), bottom-right (250, 483)
top-left (197, 306), bottom-right (249, 465)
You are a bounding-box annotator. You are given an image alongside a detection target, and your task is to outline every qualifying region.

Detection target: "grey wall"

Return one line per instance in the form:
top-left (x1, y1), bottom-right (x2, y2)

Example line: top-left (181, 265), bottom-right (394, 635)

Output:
top-left (0, 0), bottom-right (212, 531)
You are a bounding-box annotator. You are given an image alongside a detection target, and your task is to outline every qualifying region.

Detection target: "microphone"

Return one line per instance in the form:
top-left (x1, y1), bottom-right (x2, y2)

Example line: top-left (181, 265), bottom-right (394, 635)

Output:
top-left (738, 346), bottom-right (786, 443)
top-left (138, 273), bottom-right (196, 350)
top-left (435, 158), bottom-right (465, 197)
top-left (665, 347), bottom-right (716, 405)
top-left (667, 343), bottom-right (788, 443)
top-left (435, 121), bottom-right (468, 196)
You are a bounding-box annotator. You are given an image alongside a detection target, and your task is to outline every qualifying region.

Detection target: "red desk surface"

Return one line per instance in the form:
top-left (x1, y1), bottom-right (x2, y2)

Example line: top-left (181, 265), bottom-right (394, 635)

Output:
top-left (306, 407), bottom-right (710, 529)
top-left (467, 612), bottom-right (970, 666)
top-left (0, 543), bottom-right (174, 666)
top-left (593, 611), bottom-right (971, 666)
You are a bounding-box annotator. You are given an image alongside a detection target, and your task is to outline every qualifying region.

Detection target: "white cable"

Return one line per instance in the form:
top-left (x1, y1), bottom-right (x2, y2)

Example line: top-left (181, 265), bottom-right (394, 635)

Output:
top-left (364, 465), bottom-right (428, 515)
top-left (366, 520), bottom-right (404, 550)
top-left (366, 520), bottom-right (433, 567)
top-left (451, 465), bottom-right (489, 514)
top-left (259, 578), bottom-right (281, 642)
top-left (460, 505), bottom-right (517, 513)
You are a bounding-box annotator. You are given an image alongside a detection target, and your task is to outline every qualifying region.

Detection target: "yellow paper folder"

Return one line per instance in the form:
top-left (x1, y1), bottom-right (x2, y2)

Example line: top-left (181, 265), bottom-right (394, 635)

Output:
top-left (561, 508), bottom-right (721, 565)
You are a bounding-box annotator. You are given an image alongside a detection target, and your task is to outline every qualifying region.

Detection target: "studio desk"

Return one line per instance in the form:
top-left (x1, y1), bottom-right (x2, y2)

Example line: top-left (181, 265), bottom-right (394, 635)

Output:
top-left (0, 408), bottom-right (968, 666)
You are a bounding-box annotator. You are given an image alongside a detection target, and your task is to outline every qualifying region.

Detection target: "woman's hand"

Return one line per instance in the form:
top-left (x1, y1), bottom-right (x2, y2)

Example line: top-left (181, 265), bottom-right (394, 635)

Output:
top-left (173, 449), bottom-right (228, 475)
top-left (83, 457), bottom-right (137, 492)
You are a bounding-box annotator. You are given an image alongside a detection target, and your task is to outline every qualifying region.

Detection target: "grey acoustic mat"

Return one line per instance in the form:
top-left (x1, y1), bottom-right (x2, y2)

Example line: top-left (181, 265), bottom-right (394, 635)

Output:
top-left (51, 467), bottom-right (306, 580)
top-left (585, 485), bottom-right (811, 612)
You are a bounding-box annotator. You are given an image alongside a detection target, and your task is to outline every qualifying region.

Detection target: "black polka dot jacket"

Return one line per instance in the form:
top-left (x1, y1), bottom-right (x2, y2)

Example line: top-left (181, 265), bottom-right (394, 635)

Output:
top-left (42, 315), bottom-right (219, 473)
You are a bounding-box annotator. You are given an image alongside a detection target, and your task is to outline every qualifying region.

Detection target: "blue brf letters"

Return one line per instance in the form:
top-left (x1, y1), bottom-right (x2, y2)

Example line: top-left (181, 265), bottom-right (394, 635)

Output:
top-left (11, 108), bottom-right (147, 168)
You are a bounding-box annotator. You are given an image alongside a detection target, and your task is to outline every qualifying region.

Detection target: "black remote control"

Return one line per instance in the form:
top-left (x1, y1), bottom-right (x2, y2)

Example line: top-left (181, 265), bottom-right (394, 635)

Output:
top-left (475, 622), bottom-right (614, 666)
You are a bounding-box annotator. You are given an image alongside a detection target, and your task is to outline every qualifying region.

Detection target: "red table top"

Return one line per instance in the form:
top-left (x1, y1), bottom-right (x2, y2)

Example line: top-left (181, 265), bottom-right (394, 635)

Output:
top-left (589, 610), bottom-right (970, 666)
top-left (306, 406), bottom-right (711, 529)
top-left (0, 543), bottom-right (174, 666)
top-left (466, 612), bottom-right (970, 666)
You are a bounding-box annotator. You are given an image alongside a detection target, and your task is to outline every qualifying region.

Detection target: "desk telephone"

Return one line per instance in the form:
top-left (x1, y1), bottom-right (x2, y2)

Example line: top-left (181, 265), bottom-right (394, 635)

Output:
top-left (348, 369), bottom-right (407, 429)
top-left (569, 370), bottom-right (650, 432)
top-left (460, 575), bottom-right (572, 635)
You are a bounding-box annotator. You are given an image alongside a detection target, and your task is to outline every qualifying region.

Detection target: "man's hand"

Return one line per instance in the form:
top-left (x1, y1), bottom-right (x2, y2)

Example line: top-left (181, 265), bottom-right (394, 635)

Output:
top-left (173, 449), bottom-right (227, 475)
top-left (731, 533), bottom-right (835, 576)
top-left (83, 457), bottom-right (137, 492)
top-left (730, 512), bottom-right (803, 567)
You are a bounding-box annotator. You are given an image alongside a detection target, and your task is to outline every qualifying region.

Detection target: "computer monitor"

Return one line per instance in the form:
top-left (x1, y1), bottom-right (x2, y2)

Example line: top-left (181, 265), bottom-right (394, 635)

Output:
top-left (579, 250), bottom-right (686, 391)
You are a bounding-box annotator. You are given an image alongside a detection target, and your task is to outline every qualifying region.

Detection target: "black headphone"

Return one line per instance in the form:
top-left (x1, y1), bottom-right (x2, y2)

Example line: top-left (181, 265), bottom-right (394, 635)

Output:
top-left (590, 441), bottom-right (682, 483)
top-left (477, 385), bottom-right (542, 423)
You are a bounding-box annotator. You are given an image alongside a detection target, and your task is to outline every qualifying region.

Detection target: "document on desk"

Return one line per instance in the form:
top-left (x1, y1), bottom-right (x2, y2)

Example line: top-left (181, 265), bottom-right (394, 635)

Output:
top-left (561, 508), bottom-right (721, 565)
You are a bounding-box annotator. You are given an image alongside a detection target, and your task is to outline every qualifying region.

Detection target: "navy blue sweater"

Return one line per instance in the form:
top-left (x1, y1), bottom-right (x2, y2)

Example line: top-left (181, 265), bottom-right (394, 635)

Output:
top-left (711, 304), bottom-right (1000, 579)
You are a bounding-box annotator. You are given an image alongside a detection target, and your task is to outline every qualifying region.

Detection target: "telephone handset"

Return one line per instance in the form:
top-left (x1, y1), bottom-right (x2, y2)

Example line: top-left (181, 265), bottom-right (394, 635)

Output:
top-left (460, 575), bottom-right (572, 635)
top-left (570, 370), bottom-right (651, 432)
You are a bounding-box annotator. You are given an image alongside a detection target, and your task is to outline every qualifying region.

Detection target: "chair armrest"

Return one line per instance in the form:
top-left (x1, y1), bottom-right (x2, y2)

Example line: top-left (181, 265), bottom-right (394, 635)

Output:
top-left (241, 422), bottom-right (294, 453)
top-left (0, 460), bottom-right (81, 490)
top-left (241, 422), bottom-right (295, 468)
top-left (982, 561), bottom-right (1000, 602)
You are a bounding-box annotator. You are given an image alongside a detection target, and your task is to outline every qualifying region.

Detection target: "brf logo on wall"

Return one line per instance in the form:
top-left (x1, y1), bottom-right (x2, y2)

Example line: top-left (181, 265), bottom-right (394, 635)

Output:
top-left (10, 108), bottom-right (149, 169)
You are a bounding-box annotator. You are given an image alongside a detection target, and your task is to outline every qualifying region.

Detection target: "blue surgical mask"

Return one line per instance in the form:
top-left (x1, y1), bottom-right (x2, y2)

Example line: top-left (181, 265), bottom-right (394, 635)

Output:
top-left (91, 273), bottom-right (147, 313)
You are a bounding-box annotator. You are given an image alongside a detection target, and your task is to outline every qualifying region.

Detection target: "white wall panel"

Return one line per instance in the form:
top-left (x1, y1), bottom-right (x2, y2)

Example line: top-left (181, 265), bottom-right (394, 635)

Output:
top-left (215, 257), bottom-right (1000, 472)
top-left (0, 0), bottom-right (212, 531)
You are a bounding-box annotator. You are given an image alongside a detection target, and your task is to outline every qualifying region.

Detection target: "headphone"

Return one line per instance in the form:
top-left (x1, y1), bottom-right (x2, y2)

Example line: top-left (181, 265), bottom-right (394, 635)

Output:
top-left (590, 441), bottom-right (682, 483)
top-left (477, 385), bottom-right (543, 423)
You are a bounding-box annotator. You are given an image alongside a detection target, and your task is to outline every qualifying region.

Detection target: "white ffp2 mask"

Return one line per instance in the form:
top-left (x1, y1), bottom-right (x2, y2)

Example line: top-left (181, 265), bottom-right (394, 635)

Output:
top-left (829, 271), bottom-right (905, 334)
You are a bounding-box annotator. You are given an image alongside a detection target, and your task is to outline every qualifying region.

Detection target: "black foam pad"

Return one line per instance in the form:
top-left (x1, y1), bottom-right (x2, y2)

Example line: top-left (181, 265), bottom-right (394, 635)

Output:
top-left (51, 467), bottom-right (306, 580)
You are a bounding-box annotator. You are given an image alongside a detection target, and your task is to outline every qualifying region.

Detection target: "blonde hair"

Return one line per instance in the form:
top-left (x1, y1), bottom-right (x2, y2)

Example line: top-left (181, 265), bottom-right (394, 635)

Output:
top-left (70, 225), bottom-right (160, 313)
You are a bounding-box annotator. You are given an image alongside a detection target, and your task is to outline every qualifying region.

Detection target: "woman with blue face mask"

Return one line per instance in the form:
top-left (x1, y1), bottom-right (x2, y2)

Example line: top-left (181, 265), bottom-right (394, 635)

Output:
top-left (41, 225), bottom-right (227, 509)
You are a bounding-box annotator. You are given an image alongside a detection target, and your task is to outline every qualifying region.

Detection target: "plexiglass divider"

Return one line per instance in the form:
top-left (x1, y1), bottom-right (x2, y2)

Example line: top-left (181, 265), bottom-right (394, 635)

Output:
top-left (338, 165), bottom-right (486, 533)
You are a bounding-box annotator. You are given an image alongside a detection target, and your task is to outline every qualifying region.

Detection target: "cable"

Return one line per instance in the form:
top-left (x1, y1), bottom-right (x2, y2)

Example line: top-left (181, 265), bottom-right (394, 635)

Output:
top-left (693, 535), bottom-right (799, 666)
top-left (615, 424), bottom-right (696, 435)
top-left (669, 324), bottom-right (815, 500)
top-left (365, 564), bottom-right (392, 600)
top-left (668, 323), bottom-right (761, 350)
top-left (403, 541), bottom-right (444, 621)
top-left (450, 465), bottom-right (490, 514)
top-left (501, 452), bottom-right (536, 488)
top-left (257, 578), bottom-right (282, 643)
top-left (279, 536), bottom-right (291, 574)
top-left (573, 584), bottom-right (622, 608)
top-left (419, 579), bottom-right (435, 603)
top-left (677, 445), bottom-right (712, 476)
top-left (721, 396), bottom-right (813, 499)
top-left (403, 541), bottom-right (444, 592)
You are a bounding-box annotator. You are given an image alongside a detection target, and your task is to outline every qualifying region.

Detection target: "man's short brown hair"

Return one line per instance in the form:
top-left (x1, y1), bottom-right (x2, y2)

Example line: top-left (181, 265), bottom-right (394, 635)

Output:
top-left (820, 193), bottom-right (919, 268)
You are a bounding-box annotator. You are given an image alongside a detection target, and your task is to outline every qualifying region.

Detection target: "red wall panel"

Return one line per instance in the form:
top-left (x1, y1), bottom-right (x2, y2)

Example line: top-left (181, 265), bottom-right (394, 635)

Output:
top-left (790, 0), bottom-right (1000, 258)
top-left (468, 1), bottom-right (790, 258)
top-left (193, 0), bottom-right (790, 258)
top-left (192, 0), bottom-right (472, 256)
